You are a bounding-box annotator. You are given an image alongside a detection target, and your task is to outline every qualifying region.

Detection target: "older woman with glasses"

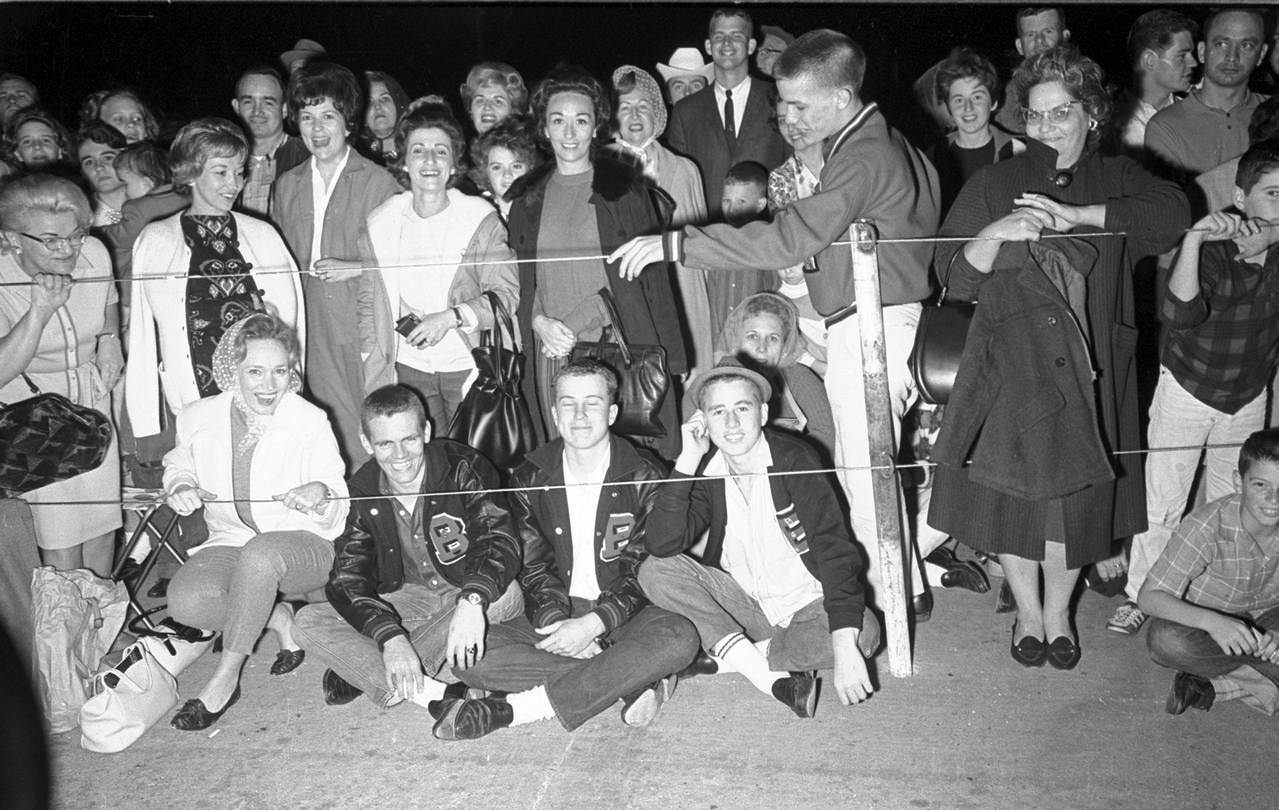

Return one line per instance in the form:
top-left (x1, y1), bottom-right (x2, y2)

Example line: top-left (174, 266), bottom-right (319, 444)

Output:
top-left (928, 45), bottom-right (1189, 670)
top-left (0, 173), bottom-right (122, 574)
top-left (126, 118), bottom-right (304, 442)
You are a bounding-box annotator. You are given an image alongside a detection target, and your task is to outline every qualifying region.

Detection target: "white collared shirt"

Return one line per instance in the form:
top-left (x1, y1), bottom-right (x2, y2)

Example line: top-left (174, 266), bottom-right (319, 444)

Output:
top-left (713, 75), bottom-right (752, 136)
top-left (307, 146), bottom-right (351, 272)
top-left (708, 437), bottom-right (823, 627)
top-left (564, 447), bottom-right (611, 600)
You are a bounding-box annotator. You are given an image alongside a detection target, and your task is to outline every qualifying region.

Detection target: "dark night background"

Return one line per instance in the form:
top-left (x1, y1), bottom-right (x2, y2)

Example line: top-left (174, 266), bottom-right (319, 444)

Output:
top-left (3, 3), bottom-right (1174, 147)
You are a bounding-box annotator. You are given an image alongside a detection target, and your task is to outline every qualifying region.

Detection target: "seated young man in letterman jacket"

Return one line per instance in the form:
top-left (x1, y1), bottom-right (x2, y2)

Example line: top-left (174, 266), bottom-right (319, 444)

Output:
top-left (292, 384), bottom-right (523, 708)
top-left (431, 359), bottom-right (699, 740)
top-left (639, 362), bottom-right (881, 718)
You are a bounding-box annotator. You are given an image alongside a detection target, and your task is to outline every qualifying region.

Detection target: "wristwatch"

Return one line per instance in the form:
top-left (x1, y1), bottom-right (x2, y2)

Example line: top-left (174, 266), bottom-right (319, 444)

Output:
top-left (458, 591), bottom-right (485, 609)
top-left (451, 307), bottom-right (464, 328)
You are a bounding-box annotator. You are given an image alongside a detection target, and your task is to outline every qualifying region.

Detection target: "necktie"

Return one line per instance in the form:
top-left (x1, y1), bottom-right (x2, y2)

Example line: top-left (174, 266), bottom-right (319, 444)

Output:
top-left (724, 88), bottom-right (737, 152)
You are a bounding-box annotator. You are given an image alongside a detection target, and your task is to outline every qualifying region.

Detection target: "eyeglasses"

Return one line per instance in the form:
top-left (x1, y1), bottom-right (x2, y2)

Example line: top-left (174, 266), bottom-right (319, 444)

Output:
top-left (1020, 101), bottom-right (1080, 126)
top-left (19, 229), bottom-right (88, 252)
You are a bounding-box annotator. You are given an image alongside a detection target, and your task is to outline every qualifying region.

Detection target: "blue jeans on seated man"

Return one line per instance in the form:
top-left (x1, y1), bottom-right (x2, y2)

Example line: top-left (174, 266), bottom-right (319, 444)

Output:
top-left (1147, 605), bottom-right (1279, 689)
top-left (454, 597), bottom-right (699, 731)
top-left (293, 580), bottom-right (523, 706)
top-left (639, 553), bottom-right (882, 670)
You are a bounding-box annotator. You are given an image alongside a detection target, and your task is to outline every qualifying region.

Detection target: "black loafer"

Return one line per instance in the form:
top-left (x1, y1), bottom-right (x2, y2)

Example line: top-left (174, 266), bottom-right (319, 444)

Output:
top-left (771, 671), bottom-right (820, 718)
top-left (1166, 671), bottom-right (1215, 715)
top-left (1010, 627), bottom-right (1046, 668)
top-left (940, 560), bottom-right (991, 593)
top-left (678, 649), bottom-right (719, 680)
top-left (171, 685), bottom-right (241, 731)
top-left (322, 668), bottom-right (363, 706)
top-left (1046, 636), bottom-right (1081, 670)
top-left (270, 648), bottom-right (306, 675)
top-left (426, 681), bottom-right (469, 719)
top-left (432, 696), bottom-right (514, 740)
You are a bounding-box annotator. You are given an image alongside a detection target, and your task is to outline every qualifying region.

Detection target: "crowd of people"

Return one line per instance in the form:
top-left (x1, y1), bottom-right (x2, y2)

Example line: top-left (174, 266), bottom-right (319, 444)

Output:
top-left (4, 5), bottom-right (1279, 738)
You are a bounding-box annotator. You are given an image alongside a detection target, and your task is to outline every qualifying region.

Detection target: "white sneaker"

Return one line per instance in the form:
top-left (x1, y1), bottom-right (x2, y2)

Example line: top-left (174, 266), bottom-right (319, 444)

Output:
top-left (1106, 601), bottom-right (1146, 635)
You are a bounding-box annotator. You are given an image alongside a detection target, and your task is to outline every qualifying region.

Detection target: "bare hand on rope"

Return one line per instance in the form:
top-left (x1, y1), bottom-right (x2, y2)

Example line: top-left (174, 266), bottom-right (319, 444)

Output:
top-left (166, 484), bottom-right (218, 516)
top-left (609, 235), bottom-right (664, 281)
top-left (309, 257), bottom-right (363, 283)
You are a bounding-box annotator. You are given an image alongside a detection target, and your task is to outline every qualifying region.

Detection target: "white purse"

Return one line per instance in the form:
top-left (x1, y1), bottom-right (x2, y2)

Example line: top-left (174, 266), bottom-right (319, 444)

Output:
top-left (79, 642), bottom-right (179, 753)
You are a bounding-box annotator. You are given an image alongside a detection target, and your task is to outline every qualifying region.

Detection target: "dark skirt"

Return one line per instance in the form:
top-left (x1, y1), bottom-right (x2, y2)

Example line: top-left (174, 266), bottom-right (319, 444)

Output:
top-left (928, 463), bottom-right (1118, 569)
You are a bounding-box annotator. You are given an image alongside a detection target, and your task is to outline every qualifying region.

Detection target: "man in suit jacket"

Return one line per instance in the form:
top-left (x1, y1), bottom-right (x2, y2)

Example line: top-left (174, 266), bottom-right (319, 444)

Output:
top-left (666, 7), bottom-right (789, 220)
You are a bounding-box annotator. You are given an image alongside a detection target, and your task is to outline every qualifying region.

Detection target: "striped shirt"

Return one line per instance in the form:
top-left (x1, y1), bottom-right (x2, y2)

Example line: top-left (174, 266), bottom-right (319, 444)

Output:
top-left (1161, 241), bottom-right (1279, 414)
top-left (1145, 493), bottom-right (1279, 616)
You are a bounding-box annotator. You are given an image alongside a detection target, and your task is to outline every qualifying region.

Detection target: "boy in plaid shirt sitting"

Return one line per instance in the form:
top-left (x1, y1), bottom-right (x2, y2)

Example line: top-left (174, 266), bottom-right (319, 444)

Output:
top-left (1140, 429), bottom-right (1279, 715)
top-left (1110, 141), bottom-right (1279, 637)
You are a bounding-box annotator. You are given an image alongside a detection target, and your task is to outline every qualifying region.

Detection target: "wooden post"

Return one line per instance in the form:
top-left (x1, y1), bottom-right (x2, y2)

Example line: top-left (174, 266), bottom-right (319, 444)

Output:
top-left (850, 219), bottom-right (913, 678)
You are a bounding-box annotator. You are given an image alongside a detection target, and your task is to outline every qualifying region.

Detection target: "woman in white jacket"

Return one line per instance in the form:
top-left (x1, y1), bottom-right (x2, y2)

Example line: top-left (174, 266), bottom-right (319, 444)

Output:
top-left (125, 118), bottom-right (304, 439)
top-left (357, 100), bottom-right (518, 429)
top-left (162, 313), bottom-right (347, 730)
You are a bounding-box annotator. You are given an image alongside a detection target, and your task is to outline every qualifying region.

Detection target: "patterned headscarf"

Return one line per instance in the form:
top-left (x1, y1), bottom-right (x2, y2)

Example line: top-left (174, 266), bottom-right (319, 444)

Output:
top-left (611, 65), bottom-right (668, 145)
top-left (211, 315), bottom-right (302, 454)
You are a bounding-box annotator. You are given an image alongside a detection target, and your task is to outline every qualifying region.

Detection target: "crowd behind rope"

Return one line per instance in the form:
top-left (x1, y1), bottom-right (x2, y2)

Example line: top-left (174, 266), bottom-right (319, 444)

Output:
top-left (4, 5), bottom-right (1279, 738)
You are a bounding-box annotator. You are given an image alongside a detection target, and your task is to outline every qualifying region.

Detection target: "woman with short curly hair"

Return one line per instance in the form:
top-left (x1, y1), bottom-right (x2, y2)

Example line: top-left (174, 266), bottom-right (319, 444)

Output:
top-left (126, 117), bottom-right (305, 440)
top-left (928, 45), bottom-right (1190, 670)
top-left (460, 61), bottom-right (528, 135)
top-left (357, 101), bottom-right (519, 429)
top-left (4, 107), bottom-right (72, 170)
top-left (273, 61), bottom-right (400, 471)
top-left (467, 118), bottom-right (541, 220)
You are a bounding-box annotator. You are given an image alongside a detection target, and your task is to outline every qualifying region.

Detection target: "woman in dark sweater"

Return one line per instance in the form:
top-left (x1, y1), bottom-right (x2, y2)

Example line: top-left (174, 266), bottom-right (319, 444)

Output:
top-left (928, 46), bottom-right (1188, 670)
top-left (506, 65), bottom-right (687, 457)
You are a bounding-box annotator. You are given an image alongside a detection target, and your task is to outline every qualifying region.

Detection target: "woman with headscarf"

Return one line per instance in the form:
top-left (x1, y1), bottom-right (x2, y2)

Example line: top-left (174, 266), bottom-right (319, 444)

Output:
top-left (720, 291), bottom-right (835, 459)
top-left (609, 64), bottom-right (713, 376)
top-left (163, 312), bottom-right (348, 730)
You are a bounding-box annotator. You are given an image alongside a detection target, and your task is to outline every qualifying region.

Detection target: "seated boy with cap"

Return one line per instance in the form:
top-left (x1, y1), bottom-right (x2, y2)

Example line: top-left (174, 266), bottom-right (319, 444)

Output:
top-left (639, 362), bottom-right (881, 718)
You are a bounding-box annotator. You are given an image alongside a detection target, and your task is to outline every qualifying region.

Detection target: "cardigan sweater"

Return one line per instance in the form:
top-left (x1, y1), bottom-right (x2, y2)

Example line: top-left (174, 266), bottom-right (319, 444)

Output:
top-left (125, 211), bottom-right (305, 437)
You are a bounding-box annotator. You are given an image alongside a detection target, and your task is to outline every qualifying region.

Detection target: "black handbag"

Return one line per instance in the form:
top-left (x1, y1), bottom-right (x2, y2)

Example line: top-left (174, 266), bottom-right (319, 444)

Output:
top-left (0, 374), bottom-right (114, 497)
top-left (909, 249), bottom-right (976, 406)
top-left (445, 292), bottom-right (537, 471)
top-left (570, 287), bottom-right (669, 437)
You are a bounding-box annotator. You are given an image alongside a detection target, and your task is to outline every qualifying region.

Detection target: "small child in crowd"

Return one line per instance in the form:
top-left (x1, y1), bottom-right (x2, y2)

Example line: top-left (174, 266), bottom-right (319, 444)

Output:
top-left (710, 160), bottom-right (776, 353)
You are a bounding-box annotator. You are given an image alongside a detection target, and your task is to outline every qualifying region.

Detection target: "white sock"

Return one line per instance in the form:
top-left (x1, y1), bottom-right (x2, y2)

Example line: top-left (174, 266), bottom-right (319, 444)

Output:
top-left (405, 677), bottom-right (447, 708)
top-left (712, 632), bottom-right (787, 695)
top-left (506, 685), bottom-right (555, 726)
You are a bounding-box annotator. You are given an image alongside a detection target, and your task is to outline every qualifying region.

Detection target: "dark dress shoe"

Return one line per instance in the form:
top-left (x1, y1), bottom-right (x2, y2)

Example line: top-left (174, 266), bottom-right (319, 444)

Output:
top-left (678, 649), bottom-right (719, 680)
top-left (171, 685), bottom-right (241, 731)
top-left (995, 581), bottom-right (1017, 614)
top-left (912, 591), bottom-right (934, 623)
top-left (426, 681), bottom-right (469, 719)
top-left (1010, 627), bottom-right (1046, 667)
top-left (322, 669), bottom-right (363, 706)
top-left (432, 696), bottom-right (514, 740)
top-left (147, 577), bottom-right (170, 598)
top-left (771, 671), bottom-right (820, 718)
top-left (940, 560), bottom-right (990, 593)
top-left (115, 559), bottom-right (144, 591)
top-left (1046, 636), bottom-right (1081, 670)
top-left (270, 648), bottom-right (306, 675)
top-left (1166, 671), bottom-right (1215, 715)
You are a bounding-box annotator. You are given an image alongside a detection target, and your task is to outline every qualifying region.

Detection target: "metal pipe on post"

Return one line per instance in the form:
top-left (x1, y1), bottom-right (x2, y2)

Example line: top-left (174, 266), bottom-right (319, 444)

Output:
top-left (849, 219), bottom-right (913, 678)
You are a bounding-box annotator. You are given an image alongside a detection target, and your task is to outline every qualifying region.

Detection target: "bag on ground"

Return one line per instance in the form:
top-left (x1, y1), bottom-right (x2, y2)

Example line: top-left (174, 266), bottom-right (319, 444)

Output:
top-left (79, 641), bottom-right (179, 752)
top-left (31, 566), bottom-right (128, 733)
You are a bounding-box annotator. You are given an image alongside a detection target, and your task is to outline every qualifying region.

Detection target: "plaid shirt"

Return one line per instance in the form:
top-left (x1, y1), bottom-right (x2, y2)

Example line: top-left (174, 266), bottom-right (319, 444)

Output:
top-left (1160, 241), bottom-right (1279, 414)
top-left (1145, 493), bottom-right (1279, 616)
